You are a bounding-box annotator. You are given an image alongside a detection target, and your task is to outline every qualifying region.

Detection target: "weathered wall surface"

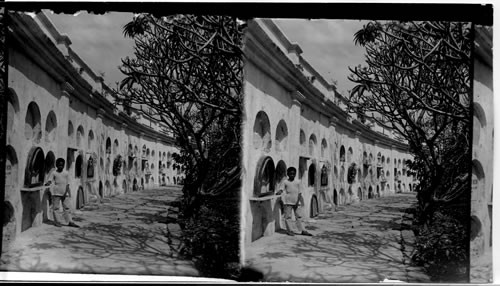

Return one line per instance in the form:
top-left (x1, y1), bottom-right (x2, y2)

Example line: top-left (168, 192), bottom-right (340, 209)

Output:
top-left (470, 27), bottom-right (493, 264)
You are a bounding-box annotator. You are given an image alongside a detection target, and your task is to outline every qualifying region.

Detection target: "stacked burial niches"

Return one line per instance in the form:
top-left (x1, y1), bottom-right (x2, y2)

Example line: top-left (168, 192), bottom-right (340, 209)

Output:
top-left (470, 26), bottom-right (493, 272)
top-left (3, 11), bottom-right (184, 251)
top-left (242, 19), bottom-right (416, 244)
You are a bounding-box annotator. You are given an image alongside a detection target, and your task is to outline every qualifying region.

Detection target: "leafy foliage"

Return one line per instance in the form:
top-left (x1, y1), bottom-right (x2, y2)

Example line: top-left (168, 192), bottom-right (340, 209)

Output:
top-left (348, 20), bottom-right (471, 212)
top-left (180, 195), bottom-right (241, 279)
top-left (412, 209), bottom-right (468, 282)
top-left (115, 14), bottom-right (244, 277)
top-left (348, 21), bottom-right (472, 281)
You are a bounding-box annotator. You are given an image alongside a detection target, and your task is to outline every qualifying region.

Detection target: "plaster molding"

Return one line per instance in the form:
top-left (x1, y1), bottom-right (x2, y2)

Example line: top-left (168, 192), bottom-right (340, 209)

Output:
top-left (329, 117), bottom-right (339, 127)
top-left (61, 82), bottom-right (74, 95)
top-left (97, 108), bottom-right (105, 119)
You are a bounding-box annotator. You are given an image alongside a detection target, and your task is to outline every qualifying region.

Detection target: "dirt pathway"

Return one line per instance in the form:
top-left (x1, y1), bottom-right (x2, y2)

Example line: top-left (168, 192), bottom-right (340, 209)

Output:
top-left (0, 187), bottom-right (198, 277)
top-left (244, 193), bottom-right (430, 283)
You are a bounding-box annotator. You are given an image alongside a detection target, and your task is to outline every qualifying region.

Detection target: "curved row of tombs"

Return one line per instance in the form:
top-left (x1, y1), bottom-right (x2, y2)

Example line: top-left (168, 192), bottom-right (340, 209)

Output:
top-left (3, 11), bottom-right (184, 251)
top-left (242, 19), bottom-right (416, 244)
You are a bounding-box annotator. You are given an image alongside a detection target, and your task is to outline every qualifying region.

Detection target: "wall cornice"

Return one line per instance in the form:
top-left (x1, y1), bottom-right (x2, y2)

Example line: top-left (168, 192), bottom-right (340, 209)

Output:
top-left (246, 19), bottom-right (410, 152)
top-left (10, 12), bottom-right (177, 147)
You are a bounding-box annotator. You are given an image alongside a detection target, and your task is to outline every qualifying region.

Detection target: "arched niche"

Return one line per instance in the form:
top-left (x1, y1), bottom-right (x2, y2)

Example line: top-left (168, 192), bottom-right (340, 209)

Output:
top-left (114, 139), bottom-right (120, 155)
top-left (308, 134), bottom-right (317, 156)
top-left (5, 145), bottom-right (19, 190)
top-left (24, 147), bottom-right (45, 187)
top-left (44, 151), bottom-right (56, 181)
top-left (100, 157), bottom-right (104, 172)
top-left (76, 186), bottom-right (85, 209)
top-left (123, 179), bottom-right (128, 193)
top-left (339, 188), bottom-right (345, 205)
top-left (347, 163), bottom-right (357, 184)
top-left (106, 158), bottom-right (111, 174)
top-left (25, 102), bottom-right (42, 143)
top-left (473, 102), bottom-right (487, 128)
top-left (99, 181), bottom-right (103, 198)
top-left (340, 145), bottom-right (346, 162)
top-left (67, 121), bottom-right (74, 140)
top-left (128, 144), bottom-right (133, 156)
top-left (113, 179), bottom-right (119, 193)
top-left (340, 166), bottom-right (345, 182)
top-left (87, 156), bottom-right (95, 178)
top-left (299, 129), bottom-right (306, 148)
top-left (76, 125), bottom-right (85, 148)
top-left (471, 160), bottom-right (485, 202)
top-left (253, 156), bottom-right (275, 197)
top-left (105, 180), bottom-right (111, 197)
top-left (6, 88), bottom-right (20, 134)
top-left (253, 111), bottom-right (272, 152)
top-left (133, 178), bottom-right (138, 191)
top-left (347, 147), bottom-right (353, 162)
top-left (45, 111), bottom-right (57, 143)
top-left (471, 215), bottom-right (482, 241)
top-left (308, 163), bottom-right (317, 187)
top-left (321, 139), bottom-right (327, 158)
top-left (88, 130), bottom-right (94, 150)
top-left (333, 166), bottom-right (338, 182)
top-left (275, 160), bottom-right (287, 188)
top-left (75, 154), bottom-right (84, 178)
top-left (275, 120), bottom-right (288, 152)
top-left (106, 138), bottom-right (112, 154)
top-left (320, 164), bottom-right (328, 186)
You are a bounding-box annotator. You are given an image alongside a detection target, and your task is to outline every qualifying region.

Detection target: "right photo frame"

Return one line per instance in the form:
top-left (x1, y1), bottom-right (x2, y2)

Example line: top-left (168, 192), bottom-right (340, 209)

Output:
top-left (240, 7), bottom-right (493, 283)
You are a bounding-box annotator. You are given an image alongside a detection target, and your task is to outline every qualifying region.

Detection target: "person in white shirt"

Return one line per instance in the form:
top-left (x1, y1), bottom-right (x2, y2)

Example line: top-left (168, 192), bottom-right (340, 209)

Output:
top-left (45, 158), bottom-right (80, 228)
top-left (277, 167), bottom-right (313, 236)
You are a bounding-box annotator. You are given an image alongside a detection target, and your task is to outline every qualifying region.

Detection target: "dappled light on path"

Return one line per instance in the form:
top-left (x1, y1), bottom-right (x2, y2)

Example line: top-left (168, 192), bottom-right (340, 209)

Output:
top-left (0, 188), bottom-right (198, 276)
top-left (245, 193), bottom-right (429, 283)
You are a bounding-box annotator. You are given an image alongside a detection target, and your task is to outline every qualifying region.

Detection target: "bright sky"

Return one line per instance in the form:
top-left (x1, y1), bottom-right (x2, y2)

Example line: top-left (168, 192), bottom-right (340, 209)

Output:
top-left (46, 12), bottom-right (368, 95)
top-left (47, 10), bottom-right (135, 87)
top-left (274, 19), bottom-right (367, 95)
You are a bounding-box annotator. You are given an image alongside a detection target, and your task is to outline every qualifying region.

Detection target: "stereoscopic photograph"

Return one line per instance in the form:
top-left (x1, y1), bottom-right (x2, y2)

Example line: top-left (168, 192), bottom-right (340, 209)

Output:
top-left (0, 3), bottom-right (494, 284)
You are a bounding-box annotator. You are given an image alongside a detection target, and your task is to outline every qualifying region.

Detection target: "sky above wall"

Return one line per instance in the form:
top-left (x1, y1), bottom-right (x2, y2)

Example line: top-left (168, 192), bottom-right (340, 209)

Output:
top-left (46, 10), bottom-right (136, 88)
top-left (46, 11), bottom-right (368, 95)
top-left (274, 19), bottom-right (367, 96)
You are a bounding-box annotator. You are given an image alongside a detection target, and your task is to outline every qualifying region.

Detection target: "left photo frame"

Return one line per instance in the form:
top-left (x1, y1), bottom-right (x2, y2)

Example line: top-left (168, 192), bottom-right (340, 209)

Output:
top-left (0, 5), bottom-right (242, 281)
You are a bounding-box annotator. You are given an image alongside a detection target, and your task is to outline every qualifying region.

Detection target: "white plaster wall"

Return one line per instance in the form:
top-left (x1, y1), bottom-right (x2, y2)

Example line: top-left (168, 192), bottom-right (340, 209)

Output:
top-left (5, 45), bottom-right (181, 243)
top-left (471, 55), bottom-right (493, 258)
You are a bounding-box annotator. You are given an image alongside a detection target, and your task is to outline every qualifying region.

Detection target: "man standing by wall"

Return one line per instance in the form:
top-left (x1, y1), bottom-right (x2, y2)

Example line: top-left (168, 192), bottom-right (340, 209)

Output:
top-left (46, 158), bottom-right (80, 228)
